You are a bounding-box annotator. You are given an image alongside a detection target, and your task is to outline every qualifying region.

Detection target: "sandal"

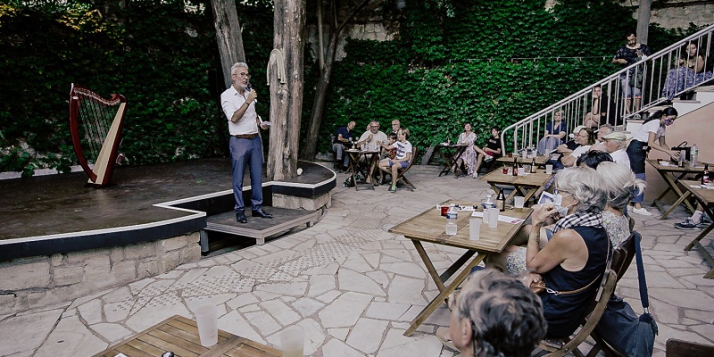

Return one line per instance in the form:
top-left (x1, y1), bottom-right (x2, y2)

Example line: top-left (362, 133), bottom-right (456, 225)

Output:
top-left (436, 327), bottom-right (458, 352)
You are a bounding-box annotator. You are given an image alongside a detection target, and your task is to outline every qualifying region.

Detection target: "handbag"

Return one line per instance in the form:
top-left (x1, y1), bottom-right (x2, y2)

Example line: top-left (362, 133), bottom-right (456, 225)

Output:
top-left (629, 70), bottom-right (643, 89)
top-left (671, 141), bottom-right (691, 162)
top-left (595, 234), bottom-right (658, 357)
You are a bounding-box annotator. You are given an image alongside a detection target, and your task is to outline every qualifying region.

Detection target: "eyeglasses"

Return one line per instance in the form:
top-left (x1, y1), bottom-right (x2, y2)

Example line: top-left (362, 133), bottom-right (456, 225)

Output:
top-left (232, 72), bottom-right (251, 78)
top-left (447, 290), bottom-right (460, 311)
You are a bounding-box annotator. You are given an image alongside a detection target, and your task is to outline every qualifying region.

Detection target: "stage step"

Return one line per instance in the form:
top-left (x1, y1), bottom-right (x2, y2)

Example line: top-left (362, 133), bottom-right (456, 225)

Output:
top-left (200, 207), bottom-right (321, 251)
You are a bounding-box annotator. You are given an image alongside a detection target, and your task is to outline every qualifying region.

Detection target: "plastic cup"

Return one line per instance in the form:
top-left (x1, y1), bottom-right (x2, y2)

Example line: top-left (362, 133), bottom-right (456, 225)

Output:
top-left (521, 150), bottom-right (528, 160)
top-left (281, 326), bottom-right (305, 357)
top-left (195, 304), bottom-right (218, 347)
top-left (441, 206), bottom-right (448, 216)
top-left (545, 164), bottom-right (553, 174)
top-left (488, 208), bottom-right (499, 228)
top-left (517, 167), bottom-right (525, 176)
top-left (469, 218), bottom-right (482, 240)
top-left (514, 196), bottom-right (525, 209)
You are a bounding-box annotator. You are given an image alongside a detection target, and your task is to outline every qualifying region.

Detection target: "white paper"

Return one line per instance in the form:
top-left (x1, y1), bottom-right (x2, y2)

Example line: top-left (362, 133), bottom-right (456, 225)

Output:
top-left (260, 121), bottom-right (272, 126)
top-left (470, 211), bottom-right (525, 224)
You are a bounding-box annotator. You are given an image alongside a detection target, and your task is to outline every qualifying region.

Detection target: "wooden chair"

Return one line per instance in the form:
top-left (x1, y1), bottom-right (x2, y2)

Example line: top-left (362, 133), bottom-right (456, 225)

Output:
top-left (666, 338), bottom-right (714, 357)
top-left (536, 265), bottom-right (620, 357)
top-left (395, 147), bottom-right (418, 191)
top-left (478, 154), bottom-right (502, 174)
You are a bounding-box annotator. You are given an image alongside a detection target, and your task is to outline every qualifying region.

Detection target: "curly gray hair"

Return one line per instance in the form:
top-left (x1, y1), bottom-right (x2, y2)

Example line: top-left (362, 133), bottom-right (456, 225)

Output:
top-left (595, 162), bottom-right (646, 210)
top-left (455, 269), bottom-right (547, 357)
top-left (555, 166), bottom-right (607, 214)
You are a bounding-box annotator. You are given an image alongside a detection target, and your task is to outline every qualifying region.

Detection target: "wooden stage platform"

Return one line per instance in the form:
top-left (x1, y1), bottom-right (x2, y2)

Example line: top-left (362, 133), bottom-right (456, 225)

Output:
top-left (0, 158), bottom-right (336, 261)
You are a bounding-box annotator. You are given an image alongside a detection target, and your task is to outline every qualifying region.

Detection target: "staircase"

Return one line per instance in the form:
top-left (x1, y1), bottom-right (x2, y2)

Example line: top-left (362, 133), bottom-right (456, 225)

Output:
top-left (502, 24), bottom-right (714, 154)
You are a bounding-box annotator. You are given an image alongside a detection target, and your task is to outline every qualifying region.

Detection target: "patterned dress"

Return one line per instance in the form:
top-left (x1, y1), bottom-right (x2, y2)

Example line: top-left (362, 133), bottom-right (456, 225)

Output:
top-left (456, 131), bottom-right (477, 175)
top-left (661, 58), bottom-right (713, 100)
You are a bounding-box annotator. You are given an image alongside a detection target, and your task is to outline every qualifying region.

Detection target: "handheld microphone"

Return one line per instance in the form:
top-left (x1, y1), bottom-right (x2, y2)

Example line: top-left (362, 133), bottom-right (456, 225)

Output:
top-left (246, 83), bottom-right (257, 104)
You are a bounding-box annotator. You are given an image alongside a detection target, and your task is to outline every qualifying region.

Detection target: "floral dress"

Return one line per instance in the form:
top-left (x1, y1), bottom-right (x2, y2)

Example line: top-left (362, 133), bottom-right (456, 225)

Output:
top-left (456, 131), bottom-right (477, 175)
top-left (661, 57), bottom-right (714, 100)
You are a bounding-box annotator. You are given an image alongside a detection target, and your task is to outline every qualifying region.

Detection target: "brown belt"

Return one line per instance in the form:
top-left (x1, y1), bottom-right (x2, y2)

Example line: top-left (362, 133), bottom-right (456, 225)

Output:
top-left (234, 133), bottom-right (258, 139)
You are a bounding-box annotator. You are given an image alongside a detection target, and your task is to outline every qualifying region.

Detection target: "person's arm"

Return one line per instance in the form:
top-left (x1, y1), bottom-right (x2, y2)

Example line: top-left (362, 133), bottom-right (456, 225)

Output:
top-left (694, 56), bottom-right (705, 73)
top-left (647, 132), bottom-right (678, 159)
top-left (225, 91), bottom-right (257, 124)
top-left (560, 152), bottom-right (579, 167)
top-left (526, 205), bottom-right (587, 273)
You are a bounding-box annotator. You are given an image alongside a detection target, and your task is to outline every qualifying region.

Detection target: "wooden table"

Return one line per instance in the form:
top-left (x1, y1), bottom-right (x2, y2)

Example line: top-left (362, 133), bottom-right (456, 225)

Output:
top-left (480, 168), bottom-right (554, 204)
top-left (389, 201), bottom-right (532, 336)
top-left (92, 315), bottom-right (280, 357)
top-left (496, 155), bottom-right (550, 167)
top-left (435, 144), bottom-right (468, 176)
top-left (680, 180), bottom-right (714, 279)
top-left (346, 149), bottom-right (380, 191)
top-left (647, 159), bottom-right (708, 219)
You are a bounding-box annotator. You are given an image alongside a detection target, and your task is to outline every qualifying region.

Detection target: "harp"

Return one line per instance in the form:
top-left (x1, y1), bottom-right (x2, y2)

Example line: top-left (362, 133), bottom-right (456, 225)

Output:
top-left (69, 83), bottom-right (127, 187)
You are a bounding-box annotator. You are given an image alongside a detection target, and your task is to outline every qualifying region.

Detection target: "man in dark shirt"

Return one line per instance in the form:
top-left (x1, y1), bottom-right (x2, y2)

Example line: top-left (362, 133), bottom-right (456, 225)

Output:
top-left (612, 30), bottom-right (651, 117)
top-left (472, 127), bottom-right (502, 176)
top-left (333, 121), bottom-right (355, 170)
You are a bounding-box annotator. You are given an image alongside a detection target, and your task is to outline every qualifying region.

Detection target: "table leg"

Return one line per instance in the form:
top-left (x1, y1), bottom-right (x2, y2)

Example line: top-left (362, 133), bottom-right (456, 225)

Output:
top-left (412, 241), bottom-right (446, 292)
top-left (659, 191), bottom-right (691, 220)
top-left (684, 203), bottom-right (714, 279)
top-left (652, 171), bottom-right (694, 214)
top-left (438, 147), bottom-right (452, 177)
top-left (404, 248), bottom-right (485, 336)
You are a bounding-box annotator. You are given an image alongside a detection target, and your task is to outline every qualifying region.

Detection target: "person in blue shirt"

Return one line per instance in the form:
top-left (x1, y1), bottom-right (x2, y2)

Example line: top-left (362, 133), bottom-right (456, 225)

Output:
top-left (333, 121), bottom-right (356, 170)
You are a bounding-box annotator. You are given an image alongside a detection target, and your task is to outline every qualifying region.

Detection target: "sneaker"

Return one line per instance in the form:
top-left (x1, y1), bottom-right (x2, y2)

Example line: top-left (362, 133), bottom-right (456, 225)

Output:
top-left (389, 184), bottom-right (397, 193)
top-left (702, 215), bottom-right (712, 224)
top-left (631, 207), bottom-right (653, 216)
top-left (472, 172), bottom-right (478, 179)
top-left (675, 218), bottom-right (700, 229)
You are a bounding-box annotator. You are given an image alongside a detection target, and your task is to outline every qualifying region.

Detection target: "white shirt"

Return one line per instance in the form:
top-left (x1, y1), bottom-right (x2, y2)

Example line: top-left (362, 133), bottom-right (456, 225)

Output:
top-left (221, 86), bottom-right (258, 135)
top-left (359, 130), bottom-right (388, 146)
top-left (633, 120), bottom-right (664, 143)
top-left (572, 145), bottom-right (591, 158)
top-left (610, 149), bottom-right (631, 168)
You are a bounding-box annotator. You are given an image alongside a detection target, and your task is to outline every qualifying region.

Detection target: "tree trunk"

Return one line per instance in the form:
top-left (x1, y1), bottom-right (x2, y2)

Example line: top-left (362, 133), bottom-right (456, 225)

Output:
top-left (210, 0), bottom-right (246, 88)
top-left (268, 0), bottom-right (305, 180)
top-left (636, 0), bottom-right (652, 45)
top-left (299, 33), bottom-right (338, 161)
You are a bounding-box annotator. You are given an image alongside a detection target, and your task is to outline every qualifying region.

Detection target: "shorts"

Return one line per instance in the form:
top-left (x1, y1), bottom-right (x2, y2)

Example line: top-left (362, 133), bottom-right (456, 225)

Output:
top-left (621, 77), bottom-right (642, 99)
top-left (389, 159), bottom-right (409, 168)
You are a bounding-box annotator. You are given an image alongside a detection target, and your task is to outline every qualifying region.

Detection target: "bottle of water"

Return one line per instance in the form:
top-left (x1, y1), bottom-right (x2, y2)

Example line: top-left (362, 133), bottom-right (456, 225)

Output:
top-left (691, 144), bottom-right (699, 168)
top-left (445, 205), bottom-right (458, 236)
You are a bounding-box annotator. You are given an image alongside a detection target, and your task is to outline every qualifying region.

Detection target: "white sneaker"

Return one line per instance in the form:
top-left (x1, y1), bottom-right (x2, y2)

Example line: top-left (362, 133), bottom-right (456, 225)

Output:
top-left (472, 173), bottom-right (478, 179)
top-left (631, 207), bottom-right (653, 216)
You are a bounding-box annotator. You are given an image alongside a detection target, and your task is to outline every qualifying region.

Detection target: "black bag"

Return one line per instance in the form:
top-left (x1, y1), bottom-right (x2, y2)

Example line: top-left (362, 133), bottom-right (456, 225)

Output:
top-left (671, 141), bottom-right (691, 162)
top-left (595, 234), bottom-right (657, 357)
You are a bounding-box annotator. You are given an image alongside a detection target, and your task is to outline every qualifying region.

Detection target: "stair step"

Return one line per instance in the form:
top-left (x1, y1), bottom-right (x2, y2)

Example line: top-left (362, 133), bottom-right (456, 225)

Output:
top-left (695, 85), bottom-right (714, 92)
top-left (672, 99), bottom-right (702, 104)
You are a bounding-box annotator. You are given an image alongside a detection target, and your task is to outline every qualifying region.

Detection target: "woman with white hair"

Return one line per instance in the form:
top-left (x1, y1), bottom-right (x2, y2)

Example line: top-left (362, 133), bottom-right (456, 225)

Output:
top-left (596, 162), bottom-right (646, 247)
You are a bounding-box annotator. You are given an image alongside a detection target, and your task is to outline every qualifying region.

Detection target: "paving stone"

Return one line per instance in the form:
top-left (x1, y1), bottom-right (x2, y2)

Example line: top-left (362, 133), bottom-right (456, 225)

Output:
top-left (380, 262), bottom-right (426, 279)
top-left (346, 318), bottom-right (389, 354)
top-left (244, 310), bottom-right (281, 335)
top-left (366, 301), bottom-right (412, 320)
top-left (219, 310), bottom-right (265, 344)
top-left (308, 275), bottom-right (336, 297)
top-left (77, 298), bottom-right (103, 325)
top-left (318, 292), bottom-right (372, 328)
top-left (33, 314), bottom-right (107, 357)
top-left (328, 327), bottom-right (350, 341)
top-left (387, 275), bottom-right (427, 304)
top-left (0, 308), bottom-right (62, 356)
top-left (89, 322), bottom-right (133, 343)
top-left (297, 318), bottom-right (327, 355)
top-left (338, 268), bottom-right (386, 296)
top-left (376, 328), bottom-right (443, 357)
top-left (316, 290), bottom-right (341, 304)
top-left (650, 288), bottom-right (714, 310)
top-left (291, 297), bottom-right (325, 318)
top-left (322, 337), bottom-right (365, 357)
top-left (260, 299), bottom-right (301, 326)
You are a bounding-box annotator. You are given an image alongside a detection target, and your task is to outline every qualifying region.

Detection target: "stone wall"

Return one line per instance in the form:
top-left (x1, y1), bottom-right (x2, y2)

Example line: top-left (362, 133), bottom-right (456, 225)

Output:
top-left (272, 191), bottom-right (332, 211)
top-left (0, 233), bottom-right (201, 314)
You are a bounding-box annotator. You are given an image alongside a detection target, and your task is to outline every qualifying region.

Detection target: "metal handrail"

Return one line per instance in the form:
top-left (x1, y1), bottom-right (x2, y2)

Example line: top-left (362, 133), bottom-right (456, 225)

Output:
top-left (501, 24), bottom-right (714, 155)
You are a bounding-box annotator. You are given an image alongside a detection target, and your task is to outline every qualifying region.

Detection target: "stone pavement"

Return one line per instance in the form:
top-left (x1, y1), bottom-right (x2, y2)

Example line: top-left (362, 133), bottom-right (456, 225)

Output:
top-left (2, 165), bottom-right (713, 357)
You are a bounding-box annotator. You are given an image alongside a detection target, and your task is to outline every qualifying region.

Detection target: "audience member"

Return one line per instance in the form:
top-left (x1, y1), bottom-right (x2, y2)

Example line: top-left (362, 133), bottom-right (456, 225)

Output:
top-left (378, 128), bottom-right (412, 193)
top-left (561, 127), bottom-right (595, 167)
top-left (575, 150), bottom-right (613, 169)
top-left (662, 42), bottom-right (714, 101)
top-left (390, 120), bottom-right (401, 135)
top-left (584, 85), bottom-right (619, 128)
top-left (333, 121), bottom-right (355, 170)
top-left (596, 162), bottom-right (646, 247)
top-left (596, 124), bottom-right (613, 142)
top-left (675, 203), bottom-right (711, 229)
top-left (598, 131), bottom-right (630, 167)
top-left (612, 29), bottom-right (651, 116)
top-left (536, 110), bottom-right (567, 156)
top-left (356, 120), bottom-right (388, 150)
top-left (626, 107), bottom-right (679, 216)
top-left (453, 123), bottom-right (478, 177)
top-left (440, 269), bottom-right (547, 357)
top-left (472, 127), bottom-right (502, 177)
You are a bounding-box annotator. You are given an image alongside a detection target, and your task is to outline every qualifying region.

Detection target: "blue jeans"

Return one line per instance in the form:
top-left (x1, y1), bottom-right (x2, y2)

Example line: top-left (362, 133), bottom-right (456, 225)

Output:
top-left (332, 143), bottom-right (349, 166)
top-left (627, 140), bottom-right (648, 204)
top-left (230, 136), bottom-right (263, 212)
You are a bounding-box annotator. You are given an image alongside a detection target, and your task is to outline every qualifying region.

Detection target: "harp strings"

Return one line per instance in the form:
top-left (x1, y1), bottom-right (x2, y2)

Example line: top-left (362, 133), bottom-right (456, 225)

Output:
top-left (77, 92), bottom-right (119, 163)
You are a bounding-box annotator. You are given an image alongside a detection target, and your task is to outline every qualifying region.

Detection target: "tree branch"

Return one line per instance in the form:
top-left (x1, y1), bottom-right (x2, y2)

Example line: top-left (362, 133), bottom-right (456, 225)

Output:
top-left (337, 0), bottom-right (372, 34)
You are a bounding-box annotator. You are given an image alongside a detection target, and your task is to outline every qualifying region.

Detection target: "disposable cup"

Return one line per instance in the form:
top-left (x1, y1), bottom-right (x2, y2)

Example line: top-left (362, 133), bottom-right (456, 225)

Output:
top-left (518, 167), bottom-right (525, 176)
top-left (195, 304), bottom-right (218, 347)
top-left (469, 218), bottom-right (482, 240)
top-left (545, 164), bottom-right (553, 174)
top-left (281, 326), bottom-right (305, 357)
top-left (482, 208), bottom-right (490, 223)
top-left (514, 196), bottom-right (525, 209)
top-left (488, 208), bottom-right (499, 228)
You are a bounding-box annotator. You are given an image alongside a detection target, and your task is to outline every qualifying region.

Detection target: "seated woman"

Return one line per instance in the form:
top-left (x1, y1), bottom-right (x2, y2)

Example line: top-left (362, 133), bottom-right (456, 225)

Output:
top-left (536, 110), bottom-right (567, 156)
top-left (493, 167), bottom-right (610, 338)
top-left (453, 123), bottom-right (477, 177)
top-left (472, 127), bottom-right (502, 177)
top-left (596, 162), bottom-right (645, 247)
top-left (445, 269), bottom-right (547, 357)
top-left (662, 42), bottom-right (714, 101)
top-left (583, 85), bottom-right (619, 129)
top-left (378, 127), bottom-right (412, 193)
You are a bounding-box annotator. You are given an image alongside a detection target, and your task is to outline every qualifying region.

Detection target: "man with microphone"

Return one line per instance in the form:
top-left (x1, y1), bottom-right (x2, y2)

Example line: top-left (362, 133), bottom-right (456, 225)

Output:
top-left (221, 62), bottom-right (272, 223)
